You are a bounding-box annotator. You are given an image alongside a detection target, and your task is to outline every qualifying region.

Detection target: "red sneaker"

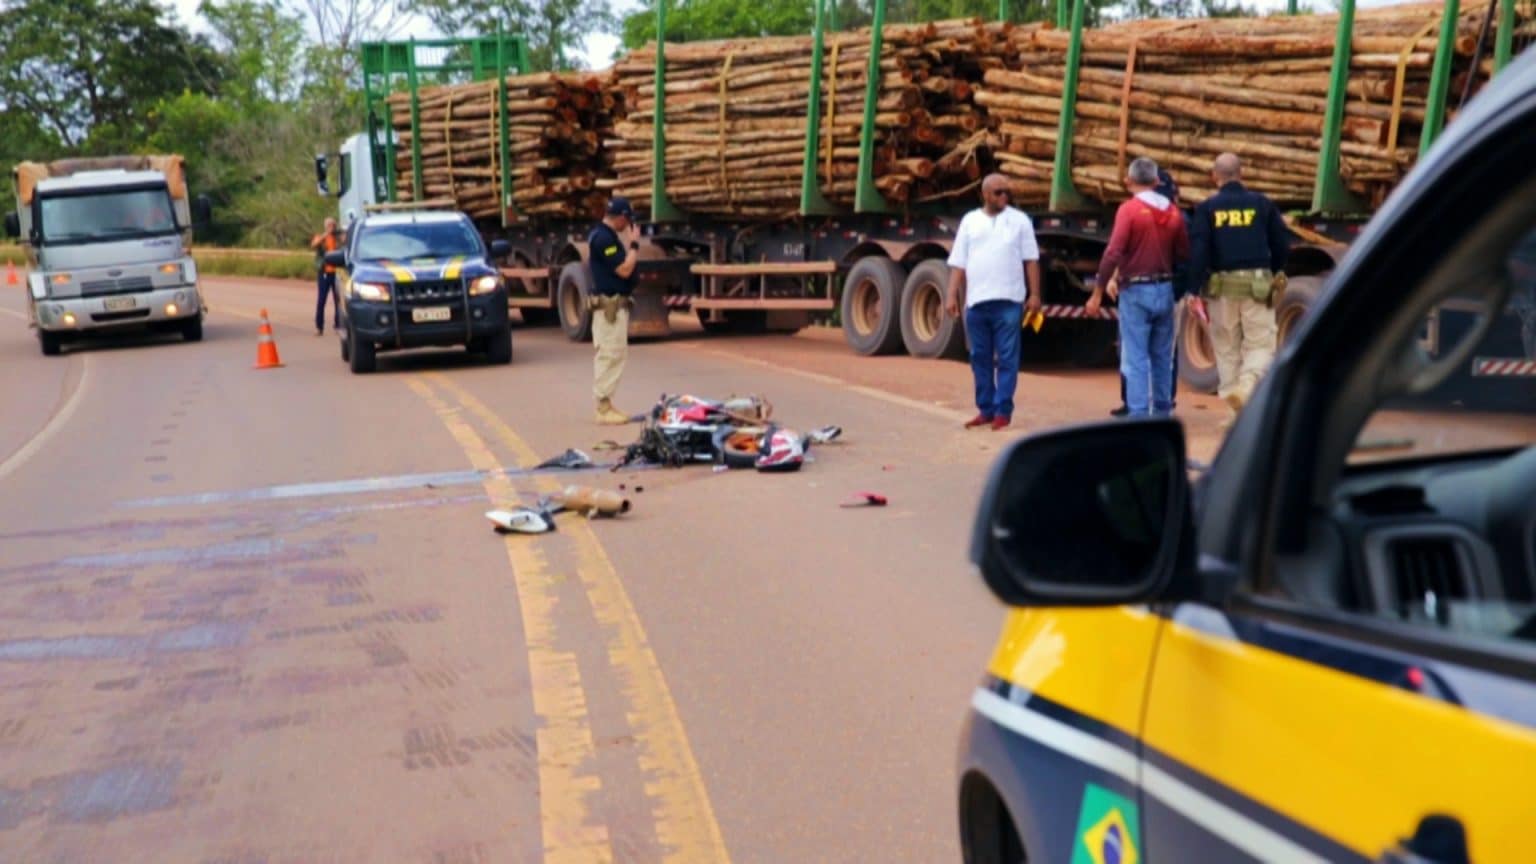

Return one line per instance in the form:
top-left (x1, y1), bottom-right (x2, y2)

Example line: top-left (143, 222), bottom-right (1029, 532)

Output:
top-left (991, 416), bottom-right (1011, 431)
top-left (964, 414), bottom-right (993, 429)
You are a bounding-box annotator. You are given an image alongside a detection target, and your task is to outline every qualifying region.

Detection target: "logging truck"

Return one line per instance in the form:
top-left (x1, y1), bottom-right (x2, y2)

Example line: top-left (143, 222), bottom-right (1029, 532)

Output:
top-left (319, 0), bottom-right (1533, 391)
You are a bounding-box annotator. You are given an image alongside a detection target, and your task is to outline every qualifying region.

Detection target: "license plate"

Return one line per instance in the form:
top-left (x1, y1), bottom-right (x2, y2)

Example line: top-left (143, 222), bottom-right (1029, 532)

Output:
top-left (104, 297), bottom-right (136, 311)
top-left (411, 306), bottom-right (451, 323)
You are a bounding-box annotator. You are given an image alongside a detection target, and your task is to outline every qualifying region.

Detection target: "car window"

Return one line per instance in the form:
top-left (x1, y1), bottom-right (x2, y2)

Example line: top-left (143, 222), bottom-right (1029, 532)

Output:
top-left (1350, 224), bottom-right (1536, 465)
top-left (1312, 216), bottom-right (1536, 650)
top-left (354, 220), bottom-right (482, 261)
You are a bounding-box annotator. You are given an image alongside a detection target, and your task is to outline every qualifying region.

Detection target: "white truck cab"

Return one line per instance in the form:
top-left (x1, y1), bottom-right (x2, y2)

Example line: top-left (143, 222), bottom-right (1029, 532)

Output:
top-left (6, 156), bottom-right (211, 355)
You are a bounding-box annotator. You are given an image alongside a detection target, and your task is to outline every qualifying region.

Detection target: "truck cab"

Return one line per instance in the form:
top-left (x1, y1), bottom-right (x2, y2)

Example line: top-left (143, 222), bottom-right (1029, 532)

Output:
top-left (6, 159), bottom-right (210, 355)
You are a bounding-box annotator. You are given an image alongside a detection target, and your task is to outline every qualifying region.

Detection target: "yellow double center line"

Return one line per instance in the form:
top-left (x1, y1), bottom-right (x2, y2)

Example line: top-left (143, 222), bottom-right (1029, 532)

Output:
top-left (408, 373), bottom-right (730, 864)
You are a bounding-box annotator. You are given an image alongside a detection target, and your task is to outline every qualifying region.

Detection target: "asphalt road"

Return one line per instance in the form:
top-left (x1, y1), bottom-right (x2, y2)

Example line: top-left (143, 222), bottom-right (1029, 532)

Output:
top-left (0, 275), bottom-right (1227, 863)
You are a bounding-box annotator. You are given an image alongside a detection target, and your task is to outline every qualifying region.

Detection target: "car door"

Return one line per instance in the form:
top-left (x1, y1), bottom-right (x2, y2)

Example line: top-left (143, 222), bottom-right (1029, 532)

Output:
top-left (1140, 52), bottom-right (1536, 863)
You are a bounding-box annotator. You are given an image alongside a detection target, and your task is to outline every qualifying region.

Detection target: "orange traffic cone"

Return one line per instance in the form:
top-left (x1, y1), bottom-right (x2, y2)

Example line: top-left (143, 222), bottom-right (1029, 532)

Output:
top-left (5, 262), bottom-right (17, 286)
top-left (254, 308), bottom-right (284, 369)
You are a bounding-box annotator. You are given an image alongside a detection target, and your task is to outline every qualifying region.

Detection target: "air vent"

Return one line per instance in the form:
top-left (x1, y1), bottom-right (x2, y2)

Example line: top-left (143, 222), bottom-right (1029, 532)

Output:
top-left (1389, 537), bottom-right (1468, 626)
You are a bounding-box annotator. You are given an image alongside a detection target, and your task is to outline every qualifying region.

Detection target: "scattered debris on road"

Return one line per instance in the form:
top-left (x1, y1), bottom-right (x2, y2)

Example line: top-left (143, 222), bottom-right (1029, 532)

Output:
top-left (613, 393), bottom-right (839, 474)
top-left (840, 492), bottom-right (888, 508)
top-left (536, 448), bottom-right (595, 470)
top-left (487, 483), bottom-right (632, 535)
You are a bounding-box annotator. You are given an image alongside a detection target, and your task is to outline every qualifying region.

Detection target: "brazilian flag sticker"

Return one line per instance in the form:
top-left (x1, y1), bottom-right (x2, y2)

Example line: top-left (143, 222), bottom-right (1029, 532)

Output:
top-left (1071, 783), bottom-right (1141, 864)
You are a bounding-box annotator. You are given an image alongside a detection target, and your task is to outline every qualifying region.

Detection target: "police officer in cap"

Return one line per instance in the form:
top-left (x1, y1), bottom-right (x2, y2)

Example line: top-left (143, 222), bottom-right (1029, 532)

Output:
top-left (1189, 153), bottom-right (1290, 425)
top-left (588, 195), bottom-right (641, 425)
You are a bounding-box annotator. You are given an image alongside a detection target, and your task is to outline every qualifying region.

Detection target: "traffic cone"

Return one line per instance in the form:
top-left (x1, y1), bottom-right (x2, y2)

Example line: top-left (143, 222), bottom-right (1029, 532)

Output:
top-left (5, 262), bottom-right (17, 286)
top-left (254, 308), bottom-right (284, 369)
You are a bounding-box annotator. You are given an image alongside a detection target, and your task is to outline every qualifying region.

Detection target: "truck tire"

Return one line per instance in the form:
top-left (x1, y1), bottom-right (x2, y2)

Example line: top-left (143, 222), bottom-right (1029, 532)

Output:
top-left (1276, 275), bottom-right (1323, 349)
top-left (340, 329), bottom-right (351, 362)
top-left (841, 256), bottom-right (906, 356)
top-left (899, 259), bottom-right (965, 359)
top-left (1176, 301), bottom-right (1219, 394)
top-left (348, 324), bottom-right (376, 374)
top-left (557, 262), bottom-right (593, 342)
top-left (39, 331), bottom-right (62, 356)
top-left (181, 316), bottom-right (203, 343)
top-left (486, 324), bottom-right (513, 365)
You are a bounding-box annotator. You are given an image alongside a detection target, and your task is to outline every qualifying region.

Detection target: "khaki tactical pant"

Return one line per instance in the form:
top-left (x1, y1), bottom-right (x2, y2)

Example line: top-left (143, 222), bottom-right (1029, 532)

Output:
top-left (1209, 295), bottom-right (1277, 405)
top-left (591, 297), bottom-right (630, 403)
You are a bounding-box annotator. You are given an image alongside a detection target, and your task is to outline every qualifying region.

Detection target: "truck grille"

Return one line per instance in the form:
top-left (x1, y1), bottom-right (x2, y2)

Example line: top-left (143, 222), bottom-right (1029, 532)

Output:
top-left (81, 277), bottom-right (155, 296)
top-left (396, 280), bottom-right (462, 302)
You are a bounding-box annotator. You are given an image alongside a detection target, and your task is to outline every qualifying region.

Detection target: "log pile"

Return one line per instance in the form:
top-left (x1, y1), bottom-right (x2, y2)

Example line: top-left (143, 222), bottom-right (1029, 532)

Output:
top-left (978, 1), bottom-right (1519, 208)
top-left (609, 19), bottom-right (1024, 218)
top-left (377, 3), bottom-right (1532, 222)
top-left (387, 71), bottom-right (626, 221)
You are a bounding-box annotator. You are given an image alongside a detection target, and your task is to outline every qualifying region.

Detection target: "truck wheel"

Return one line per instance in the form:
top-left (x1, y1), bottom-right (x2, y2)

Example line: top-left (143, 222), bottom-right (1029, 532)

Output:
top-left (1276, 275), bottom-right (1323, 349)
top-left (900, 259), bottom-right (965, 359)
top-left (340, 330), bottom-right (351, 362)
top-left (1176, 301), bottom-right (1219, 394)
top-left (557, 262), bottom-right (593, 342)
top-left (486, 325), bottom-right (513, 365)
top-left (181, 316), bottom-right (203, 343)
top-left (520, 307), bottom-right (558, 327)
top-left (39, 331), bottom-right (62, 356)
top-left (348, 324), bottom-right (376, 374)
top-left (841, 256), bottom-right (906, 356)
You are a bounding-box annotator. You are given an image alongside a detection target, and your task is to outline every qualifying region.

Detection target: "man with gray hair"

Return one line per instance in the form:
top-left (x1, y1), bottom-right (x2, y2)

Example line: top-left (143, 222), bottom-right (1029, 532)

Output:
top-left (1090, 157), bottom-right (1190, 417)
top-left (1189, 152), bottom-right (1291, 425)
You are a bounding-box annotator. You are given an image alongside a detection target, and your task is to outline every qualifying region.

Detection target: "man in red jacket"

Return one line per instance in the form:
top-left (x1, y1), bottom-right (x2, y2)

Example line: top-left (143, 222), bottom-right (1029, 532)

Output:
top-left (1089, 157), bottom-right (1190, 417)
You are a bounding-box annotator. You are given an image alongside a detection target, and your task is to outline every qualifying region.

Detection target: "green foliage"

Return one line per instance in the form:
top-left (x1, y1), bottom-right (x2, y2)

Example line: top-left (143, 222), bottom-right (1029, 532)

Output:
top-left (408, 0), bottom-right (616, 71)
top-left (192, 248), bottom-right (319, 279)
top-left (0, 0), bottom-right (228, 151)
top-left (199, 0), bottom-right (308, 106)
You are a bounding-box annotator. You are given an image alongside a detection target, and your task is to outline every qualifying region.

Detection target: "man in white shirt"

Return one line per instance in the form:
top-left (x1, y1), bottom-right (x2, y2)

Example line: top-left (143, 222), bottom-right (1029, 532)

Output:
top-left (944, 173), bottom-right (1043, 430)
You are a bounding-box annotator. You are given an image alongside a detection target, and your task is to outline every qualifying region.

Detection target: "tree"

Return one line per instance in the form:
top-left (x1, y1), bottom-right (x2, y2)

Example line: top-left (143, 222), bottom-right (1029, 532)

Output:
top-left (0, 0), bottom-right (227, 151)
top-left (201, 0), bottom-right (309, 106)
top-left (409, 0), bottom-right (616, 71)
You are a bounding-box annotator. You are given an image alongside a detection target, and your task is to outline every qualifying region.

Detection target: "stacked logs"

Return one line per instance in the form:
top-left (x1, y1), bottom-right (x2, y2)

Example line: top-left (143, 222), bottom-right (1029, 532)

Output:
top-left (977, 2), bottom-right (1518, 208)
top-left (608, 19), bottom-right (1025, 218)
top-left (387, 71), bottom-right (626, 221)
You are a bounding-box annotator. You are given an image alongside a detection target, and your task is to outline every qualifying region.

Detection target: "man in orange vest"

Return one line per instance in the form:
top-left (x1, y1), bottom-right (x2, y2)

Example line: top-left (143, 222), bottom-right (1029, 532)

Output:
top-left (310, 217), bottom-right (342, 336)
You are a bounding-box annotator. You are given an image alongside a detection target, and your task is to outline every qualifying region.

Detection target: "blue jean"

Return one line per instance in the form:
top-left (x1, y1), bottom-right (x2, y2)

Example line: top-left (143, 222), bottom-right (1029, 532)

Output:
top-left (965, 299), bottom-right (1023, 419)
top-left (316, 271), bottom-right (339, 332)
top-left (1118, 282), bottom-right (1176, 417)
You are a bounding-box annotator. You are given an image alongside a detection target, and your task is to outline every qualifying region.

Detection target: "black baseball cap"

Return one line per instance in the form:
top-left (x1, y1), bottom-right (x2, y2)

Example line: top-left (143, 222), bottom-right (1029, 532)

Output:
top-left (606, 196), bottom-right (635, 220)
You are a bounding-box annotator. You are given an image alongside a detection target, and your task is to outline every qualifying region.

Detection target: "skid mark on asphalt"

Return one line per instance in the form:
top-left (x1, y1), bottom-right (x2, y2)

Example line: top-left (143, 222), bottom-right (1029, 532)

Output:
top-left (407, 376), bottom-right (613, 863)
top-left (426, 373), bottom-right (732, 864)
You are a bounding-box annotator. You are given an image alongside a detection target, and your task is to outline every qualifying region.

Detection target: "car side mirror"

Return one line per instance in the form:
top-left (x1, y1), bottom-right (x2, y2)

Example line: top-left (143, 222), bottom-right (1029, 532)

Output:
top-left (3, 212), bottom-right (18, 239)
top-left (314, 155), bottom-right (331, 196)
top-left (970, 419), bottom-right (1195, 607)
top-left (489, 239), bottom-right (511, 259)
top-left (323, 250), bottom-right (347, 268)
top-left (192, 195), bottom-right (213, 227)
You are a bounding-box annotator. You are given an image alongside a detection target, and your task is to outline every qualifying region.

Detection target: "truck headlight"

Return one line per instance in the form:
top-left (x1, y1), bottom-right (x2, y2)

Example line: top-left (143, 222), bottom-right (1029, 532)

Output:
top-left (353, 281), bottom-right (390, 301)
top-left (469, 275), bottom-right (502, 296)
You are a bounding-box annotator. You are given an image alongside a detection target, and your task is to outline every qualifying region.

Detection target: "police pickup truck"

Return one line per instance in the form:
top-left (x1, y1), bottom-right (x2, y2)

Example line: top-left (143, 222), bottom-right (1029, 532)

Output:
top-left (959, 50), bottom-right (1536, 864)
top-left (326, 209), bottom-right (512, 374)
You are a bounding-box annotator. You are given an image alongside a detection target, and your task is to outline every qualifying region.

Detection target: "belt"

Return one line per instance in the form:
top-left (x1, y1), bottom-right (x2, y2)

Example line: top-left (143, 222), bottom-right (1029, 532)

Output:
top-left (1216, 268), bottom-right (1271, 278)
top-left (1126, 273), bottom-right (1172, 285)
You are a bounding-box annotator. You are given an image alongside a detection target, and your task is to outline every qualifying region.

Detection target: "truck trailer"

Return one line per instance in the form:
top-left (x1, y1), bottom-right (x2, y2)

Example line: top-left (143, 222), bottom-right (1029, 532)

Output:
top-left (322, 0), bottom-right (1534, 391)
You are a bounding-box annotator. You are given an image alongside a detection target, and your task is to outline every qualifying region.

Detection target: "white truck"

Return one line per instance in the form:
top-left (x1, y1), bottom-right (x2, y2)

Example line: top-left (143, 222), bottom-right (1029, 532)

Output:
top-left (5, 156), bottom-right (212, 355)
